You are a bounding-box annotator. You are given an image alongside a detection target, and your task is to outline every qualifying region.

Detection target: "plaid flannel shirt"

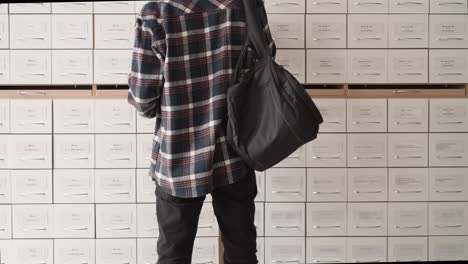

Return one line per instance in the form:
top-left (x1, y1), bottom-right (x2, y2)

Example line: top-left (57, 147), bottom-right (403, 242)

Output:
top-left (128, 0), bottom-right (276, 198)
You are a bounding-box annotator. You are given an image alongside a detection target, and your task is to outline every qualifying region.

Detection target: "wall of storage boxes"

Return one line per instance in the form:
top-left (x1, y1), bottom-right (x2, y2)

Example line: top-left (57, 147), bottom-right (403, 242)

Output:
top-left (0, 1), bottom-right (467, 264)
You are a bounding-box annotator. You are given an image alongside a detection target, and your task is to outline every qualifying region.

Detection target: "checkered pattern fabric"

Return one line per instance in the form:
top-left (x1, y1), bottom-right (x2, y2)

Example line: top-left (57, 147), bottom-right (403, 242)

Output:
top-left (128, 0), bottom-right (276, 197)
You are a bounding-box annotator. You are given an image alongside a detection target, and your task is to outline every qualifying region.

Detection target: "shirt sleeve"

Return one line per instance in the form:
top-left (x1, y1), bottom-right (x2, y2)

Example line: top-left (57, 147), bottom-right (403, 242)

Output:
top-left (127, 12), bottom-right (165, 119)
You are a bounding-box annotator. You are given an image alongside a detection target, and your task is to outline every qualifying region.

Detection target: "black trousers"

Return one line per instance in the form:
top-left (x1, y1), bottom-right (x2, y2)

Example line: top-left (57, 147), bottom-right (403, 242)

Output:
top-left (155, 169), bottom-right (258, 264)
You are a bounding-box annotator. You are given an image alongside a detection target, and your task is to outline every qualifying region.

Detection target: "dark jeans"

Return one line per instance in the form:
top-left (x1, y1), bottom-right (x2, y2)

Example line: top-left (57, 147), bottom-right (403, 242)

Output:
top-left (155, 169), bottom-right (258, 264)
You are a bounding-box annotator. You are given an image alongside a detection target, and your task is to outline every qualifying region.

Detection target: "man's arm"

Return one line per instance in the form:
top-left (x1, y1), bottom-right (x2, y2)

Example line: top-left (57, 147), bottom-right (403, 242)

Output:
top-left (128, 12), bottom-right (165, 119)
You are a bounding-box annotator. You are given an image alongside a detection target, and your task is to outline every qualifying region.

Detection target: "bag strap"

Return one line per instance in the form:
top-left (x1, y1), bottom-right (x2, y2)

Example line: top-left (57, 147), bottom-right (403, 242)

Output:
top-left (231, 37), bottom-right (251, 84)
top-left (241, 0), bottom-right (269, 59)
top-left (231, 0), bottom-right (271, 84)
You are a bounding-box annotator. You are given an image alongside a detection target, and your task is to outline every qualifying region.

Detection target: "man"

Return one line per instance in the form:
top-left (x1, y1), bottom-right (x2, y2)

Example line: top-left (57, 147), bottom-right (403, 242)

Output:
top-left (128, 0), bottom-right (276, 263)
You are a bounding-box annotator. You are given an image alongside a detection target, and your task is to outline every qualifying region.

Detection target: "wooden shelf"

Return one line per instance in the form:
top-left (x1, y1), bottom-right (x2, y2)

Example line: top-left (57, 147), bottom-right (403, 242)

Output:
top-left (0, 84), bottom-right (466, 99)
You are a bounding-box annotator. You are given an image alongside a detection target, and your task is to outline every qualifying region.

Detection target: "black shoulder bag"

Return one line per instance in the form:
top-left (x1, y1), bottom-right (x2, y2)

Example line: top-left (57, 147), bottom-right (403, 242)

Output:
top-left (225, 0), bottom-right (323, 171)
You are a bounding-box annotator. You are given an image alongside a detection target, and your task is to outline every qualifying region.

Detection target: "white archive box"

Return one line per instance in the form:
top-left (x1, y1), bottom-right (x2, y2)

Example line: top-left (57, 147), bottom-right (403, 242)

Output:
top-left (307, 168), bottom-right (347, 202)
top-left (192, 237), bottom-right (219, 264)
top-left (265, 168), bottom-right (306, 202)
top-left (0, 99), bottom-right (9, 133)
top-left (0, 51), bottom-right (9, 84)
top-left (267, 14), bottom-right (305, 48)
top-left (429, 236), bottom-right (468, 261)
top-left (0, 240), bottom-right (11, 263)
top-left (0, 14), bottom-right (8, 49)
top-left (429, 202), bottom-right (468, 235)
top-left (52, 2), bottom-right (94, 13)
top-left (0, 205), bottom-right (11, 239)
top-left (347, 98), bottom-right (387, 132)
top-left (429, 98), bottom-right (468, 132)
top-left (306, 14), bottom-right (347, 48)
top-left (136, 114), bottom-right (156, 133)
top-left (8, 135), bottom-right (52, 169)
top-left (136, 168), bottom-right (156, 203)
top-left (54, 239), bottom-right (95, 264)
top-left (53, 134), bottom-right (95, 168)
top-left (9, 15), bottom-right (51, 49)
top-left (265, 0), bottom-right (306, 13)
top-left (197, 204), bottom-right (218, 237)
top-left (429, 168), bottom-right (468, 201)
top-left (429, 133), bottom-right (468, 167)
top-left (347, 0), bottom-right (388, 13)
top-left (265, 202), bottom-right (305, 236)
top-left (306, 202), bottom-right (347, 236)
top-left (52, 50), bottom-right (93, 84)
top-left (95, 238), bottom-right (137, 264)
top-left (313, 99), bottom-right (346, 132)
top-left (53, 169), bottom-right (95, 204)
top-left (137, 238), bottom-right (159, 264)
top-left (273, 146), bottom-right (306, 167)
top-left (95, 15), bottom-right (135, 49)
top-left (347, 15), bottom-right (388, 48)
top-left (347, 202), bottom-right (388, 236)
top-left (0, 170), bottom-right (11, 203)
top-left (95, 134), bottom-right (137, 168)
top-left (306, 237), bottom-right (347, 263)
top-left (10, 3), bottom-right (51, 14)
top-left (347, 133), bottom-right (388, 167)
top-left (53, 204), bottom-right (95, 238)
top-left (274, 49), bottom-right (306, 83)
top-left (255, 171), bottom-right (265, 202)
top-left (0, 135), bottom-right (8, 169)
top-left (430, 0), bottom-right (468, 13)
top-left (306, 0), bottom-right (348, 13)
top-left (137, 203), bottom-right (158, 238)
top-left (11, 239), bottom-right (53, 264)
top-left (388, 168), bottom-right (429, 201)
top-left (137, 133), bottom-right (154, 168)
top-left (135, 1), bottom-right (149, 14)
top-left (388, 49), bottom-right (429, 83)
top-left (93, 49), bottom-right (133, 84)
top-left (11, 170), bottom-right (52, 204)
top-left (10, 50), bottom-right (52, 84)
top-left (347, 168), bottom-right (388, 202)
top-left (12, 204), bottom-right (53, 238)
top-left (94, 1), bottom-right (136, 13)
top-left (51, 15), bottom-right (93, 49)
top-left (388, 237), bottom-right (428, 262)
top-left (10, 99), bottom-right (52, 134)
top-left (347, 49), bottom-right (388, 83)
top-left (388, 133), bottom-right (429, 167)
top-left (389, 202), bottom-right (428, 236)
top-left (388, 15), bottom-right (428, 48)
top-left (53, 99), bottom-right (95, 133)
top-left (0, 3), bottom-right (7, 13)
top-left (95, 169), bottom-right (136, 203)
top-left (389, 0), bottom-right (429, 13)
top-left (255, 202), bottom-right (264, 236)
top-left (96, 203), bottom-right (137, 238)
top-left (429, 49), bottom-right (468, 83)
top-left (95, 98), bottom-right (136, 133)
top-left (257, 237), bottom-right (265, 264)
top-left (306, 133), bottom-right (347, 167)
top-left (430, 15), bottom-right (468, 48)
top-left (306, 49), bottom-right (347, 83)
top-left (347, 237), bottom-right (387, 263)
top-left (388, 98), bottom-right (429, 132)
top-left (9, 3), bottom-right (51, 13)
top-left (265, 237), bottom-right (305, 264)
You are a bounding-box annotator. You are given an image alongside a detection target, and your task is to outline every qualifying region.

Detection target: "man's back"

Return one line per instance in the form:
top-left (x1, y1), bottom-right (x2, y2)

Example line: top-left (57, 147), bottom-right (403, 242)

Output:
top-left (128, 0), bottom-right (276, 198)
